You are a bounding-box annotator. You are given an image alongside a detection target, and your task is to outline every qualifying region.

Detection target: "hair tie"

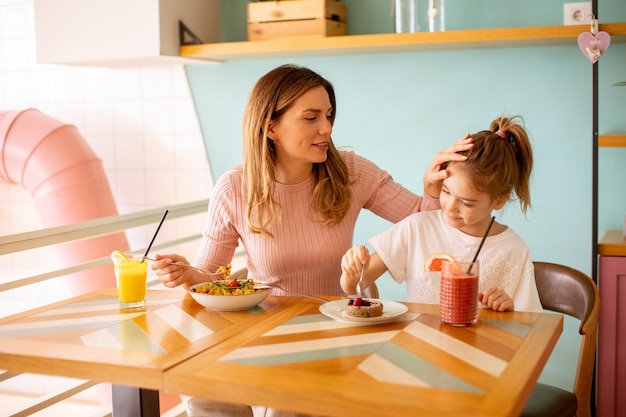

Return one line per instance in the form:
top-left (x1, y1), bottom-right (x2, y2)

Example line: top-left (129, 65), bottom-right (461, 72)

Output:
top-left (495, 130), bottom-right (507, 139)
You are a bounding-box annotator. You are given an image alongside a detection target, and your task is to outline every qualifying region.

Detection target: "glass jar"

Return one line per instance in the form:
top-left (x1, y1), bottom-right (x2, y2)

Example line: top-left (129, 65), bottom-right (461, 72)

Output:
top-left (427, 0), bottom-right (446, 32)
top-left (394, 0), bottom-right (419, 33)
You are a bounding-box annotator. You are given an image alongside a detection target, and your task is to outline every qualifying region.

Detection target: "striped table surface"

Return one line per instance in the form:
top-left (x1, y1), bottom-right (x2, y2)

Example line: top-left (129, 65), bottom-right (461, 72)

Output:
top-left (0, 289), bottom-right (304, 390)
top-left (164, 299), bottom-right (563, 417)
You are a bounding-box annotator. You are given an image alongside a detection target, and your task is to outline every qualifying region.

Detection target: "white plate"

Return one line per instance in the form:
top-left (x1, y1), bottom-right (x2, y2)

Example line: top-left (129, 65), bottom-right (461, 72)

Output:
top-left (319, 299), bottom-right (408, 324)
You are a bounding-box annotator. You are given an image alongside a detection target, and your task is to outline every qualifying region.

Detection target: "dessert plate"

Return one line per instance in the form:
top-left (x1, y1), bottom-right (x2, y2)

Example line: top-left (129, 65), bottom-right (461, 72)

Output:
top-left (319, 299), bottom-right (408, 324)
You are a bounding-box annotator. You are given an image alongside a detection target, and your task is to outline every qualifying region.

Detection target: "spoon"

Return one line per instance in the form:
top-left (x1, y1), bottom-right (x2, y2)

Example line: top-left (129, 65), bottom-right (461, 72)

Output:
top-left (355, 261), bottom-right (366, 299)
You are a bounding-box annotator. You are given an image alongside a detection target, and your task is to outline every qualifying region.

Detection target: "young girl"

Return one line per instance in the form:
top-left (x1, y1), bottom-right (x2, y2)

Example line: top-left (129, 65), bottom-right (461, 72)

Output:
top-left (341, 116), bottom-right (543, 313)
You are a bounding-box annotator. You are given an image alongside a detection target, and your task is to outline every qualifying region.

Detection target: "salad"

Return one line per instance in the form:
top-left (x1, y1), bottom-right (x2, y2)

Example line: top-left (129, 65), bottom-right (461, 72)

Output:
top-left (191, 278), bottom-right (261, 296)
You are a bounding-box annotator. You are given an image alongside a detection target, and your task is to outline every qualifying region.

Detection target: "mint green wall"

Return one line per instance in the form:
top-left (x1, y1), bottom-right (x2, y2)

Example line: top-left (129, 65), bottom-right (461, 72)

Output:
top-left (190, 1), bottom-right (626, 279)
top-left (598, 43), bottom-right (626, 236)
top-left (185, 1), bottom-right (625, 392)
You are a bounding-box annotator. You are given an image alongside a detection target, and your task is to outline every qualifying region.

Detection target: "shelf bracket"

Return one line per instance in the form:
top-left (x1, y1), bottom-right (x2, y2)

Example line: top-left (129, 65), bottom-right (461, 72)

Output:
top-left (179, 20), bottom-right (204, 46)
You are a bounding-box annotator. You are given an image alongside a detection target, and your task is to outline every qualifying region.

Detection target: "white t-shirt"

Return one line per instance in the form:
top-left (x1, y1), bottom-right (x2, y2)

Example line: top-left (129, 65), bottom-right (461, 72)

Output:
top-left (369, 210), bottom-right (543, 312)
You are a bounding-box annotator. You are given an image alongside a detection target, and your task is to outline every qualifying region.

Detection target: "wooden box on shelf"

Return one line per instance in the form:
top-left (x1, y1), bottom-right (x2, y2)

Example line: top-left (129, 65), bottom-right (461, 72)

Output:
top-left (247, 0), bottom-right (347, 41)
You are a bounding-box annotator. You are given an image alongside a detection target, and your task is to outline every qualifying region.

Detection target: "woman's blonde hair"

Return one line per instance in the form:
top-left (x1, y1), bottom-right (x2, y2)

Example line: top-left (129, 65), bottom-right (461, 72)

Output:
top-left (241, 64), bottom-right (351, 235)
top-left (455, 115), bottom-right (533, 214)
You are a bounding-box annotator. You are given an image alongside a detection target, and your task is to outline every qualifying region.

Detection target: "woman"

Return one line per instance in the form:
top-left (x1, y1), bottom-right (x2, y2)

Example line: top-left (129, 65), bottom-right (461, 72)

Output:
top-left (154, 64), bottom-right (471, 295)
top-left (153, 64), bottom-right (471, 417)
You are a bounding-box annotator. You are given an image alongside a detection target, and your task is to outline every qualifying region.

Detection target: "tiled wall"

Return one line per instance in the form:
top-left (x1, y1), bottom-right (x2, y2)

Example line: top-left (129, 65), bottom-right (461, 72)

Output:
top-left (0, 0), bottom-right (216, 405)
top-left (0, 0), bottom-right (213, 314)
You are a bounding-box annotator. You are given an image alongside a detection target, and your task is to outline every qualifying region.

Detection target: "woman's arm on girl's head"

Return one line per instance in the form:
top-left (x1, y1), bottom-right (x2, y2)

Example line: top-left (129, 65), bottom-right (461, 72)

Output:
top-left (423, 134), bottom-right (473, 198)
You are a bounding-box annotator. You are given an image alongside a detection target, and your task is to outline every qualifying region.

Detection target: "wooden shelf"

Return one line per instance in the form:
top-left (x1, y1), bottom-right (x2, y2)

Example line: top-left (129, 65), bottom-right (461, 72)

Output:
top-left (181, 23), bottom-right (626, 62)
top-left (599, 230), bottom-right (626, 256)
top-left (599, 133), bottom-right (626, 148)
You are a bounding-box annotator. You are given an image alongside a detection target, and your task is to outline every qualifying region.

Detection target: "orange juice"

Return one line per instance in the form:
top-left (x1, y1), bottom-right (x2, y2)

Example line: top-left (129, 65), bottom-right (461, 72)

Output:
top-left (113, 256), bottom-right (148, 309)
top-left (440, 259), bottom-right (479, 326)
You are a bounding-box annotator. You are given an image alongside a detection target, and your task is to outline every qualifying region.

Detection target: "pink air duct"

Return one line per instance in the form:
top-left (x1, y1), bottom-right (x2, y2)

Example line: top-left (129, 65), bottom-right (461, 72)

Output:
top-left (0, 108), bottom-right (129, 296)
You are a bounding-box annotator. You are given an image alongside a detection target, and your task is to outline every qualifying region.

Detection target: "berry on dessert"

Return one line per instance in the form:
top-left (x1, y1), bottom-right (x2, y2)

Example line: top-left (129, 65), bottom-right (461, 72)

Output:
top-left (345, 298), bottom-right (384, 317)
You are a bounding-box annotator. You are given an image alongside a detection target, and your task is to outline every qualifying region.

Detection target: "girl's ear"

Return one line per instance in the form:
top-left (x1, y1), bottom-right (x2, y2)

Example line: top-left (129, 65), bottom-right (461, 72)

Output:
top-left (493, 193), bottom-right (510, 210)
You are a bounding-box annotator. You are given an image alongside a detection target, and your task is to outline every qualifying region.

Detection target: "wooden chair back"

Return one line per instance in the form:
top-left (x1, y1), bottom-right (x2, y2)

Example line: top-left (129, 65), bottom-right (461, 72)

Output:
top-left (523, 262), bottom-right (600, 417)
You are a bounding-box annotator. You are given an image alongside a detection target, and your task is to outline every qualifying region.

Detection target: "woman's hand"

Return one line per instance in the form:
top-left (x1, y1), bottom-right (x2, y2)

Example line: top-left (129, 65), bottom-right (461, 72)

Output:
top-left (478, 287), bottom-right (514, 312)
top-left (340, 245), bottom-right (369, 295)
top-left (423, 134), bottom-right (473, 198)
top-left (152, 253), bottom-right (197, 289)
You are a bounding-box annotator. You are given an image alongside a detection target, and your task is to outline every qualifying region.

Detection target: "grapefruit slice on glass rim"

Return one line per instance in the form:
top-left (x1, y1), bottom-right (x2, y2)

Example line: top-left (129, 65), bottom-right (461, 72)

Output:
top-left (424, 252), bottom-right (458, 272)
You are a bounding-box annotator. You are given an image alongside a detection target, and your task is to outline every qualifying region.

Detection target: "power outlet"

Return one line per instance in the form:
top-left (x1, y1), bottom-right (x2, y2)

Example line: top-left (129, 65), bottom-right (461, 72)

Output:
top-left (564, 2), bottom-right (593, 25)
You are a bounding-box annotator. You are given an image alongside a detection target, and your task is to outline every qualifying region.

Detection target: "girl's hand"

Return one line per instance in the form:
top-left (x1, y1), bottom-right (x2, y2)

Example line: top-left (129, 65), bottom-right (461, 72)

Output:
top-left (340, 245), bottom-right (369, 295)
top-left (152, 253), bottom-right (193, 289)
top-left (423, 134), bottom-right (473, 198)
top-left (478, 287), bottom-right (514, 312)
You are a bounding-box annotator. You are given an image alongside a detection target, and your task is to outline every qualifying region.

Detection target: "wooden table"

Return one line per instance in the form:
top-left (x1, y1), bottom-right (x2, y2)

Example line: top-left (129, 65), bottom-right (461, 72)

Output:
top-left (0, 288), bottom-right (303, 417)
top-left (163, 299), bottom-right (563, 417)
top-left (0, 291), bottom-right (562, 417)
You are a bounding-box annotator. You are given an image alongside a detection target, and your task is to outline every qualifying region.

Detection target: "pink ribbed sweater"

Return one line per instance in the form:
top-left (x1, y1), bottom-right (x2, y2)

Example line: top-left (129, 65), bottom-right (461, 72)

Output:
top-left (193, 151), bottom-right (439, 296)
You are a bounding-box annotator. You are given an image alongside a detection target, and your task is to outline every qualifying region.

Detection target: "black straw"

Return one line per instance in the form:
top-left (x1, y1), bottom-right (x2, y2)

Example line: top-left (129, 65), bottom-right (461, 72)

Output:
top-left (467, 216), bottom-right (495, 274)
top-left (141, 209), bottom-right (169, 263)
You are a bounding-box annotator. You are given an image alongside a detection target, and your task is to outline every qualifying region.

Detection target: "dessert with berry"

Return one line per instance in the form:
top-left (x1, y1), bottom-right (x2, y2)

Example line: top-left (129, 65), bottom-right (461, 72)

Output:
top-left (345, 298), bottom-right (384, 318)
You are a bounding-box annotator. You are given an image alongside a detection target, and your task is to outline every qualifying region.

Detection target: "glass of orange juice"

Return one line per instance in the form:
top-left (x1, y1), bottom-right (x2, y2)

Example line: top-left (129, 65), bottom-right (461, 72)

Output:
top-left (112, 252), bottom-right (148, 309)
top-left (440, 258), bottom-right (479, 326)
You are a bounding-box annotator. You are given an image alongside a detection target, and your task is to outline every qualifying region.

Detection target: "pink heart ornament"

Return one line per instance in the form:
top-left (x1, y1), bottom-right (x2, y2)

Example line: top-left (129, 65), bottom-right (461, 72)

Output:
top-left (578, 31), bottom-right (611, 63)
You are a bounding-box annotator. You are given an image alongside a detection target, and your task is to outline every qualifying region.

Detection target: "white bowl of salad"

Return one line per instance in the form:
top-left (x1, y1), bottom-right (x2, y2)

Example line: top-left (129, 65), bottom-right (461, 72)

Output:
top-left (188, 278), bottom-right (272, 311)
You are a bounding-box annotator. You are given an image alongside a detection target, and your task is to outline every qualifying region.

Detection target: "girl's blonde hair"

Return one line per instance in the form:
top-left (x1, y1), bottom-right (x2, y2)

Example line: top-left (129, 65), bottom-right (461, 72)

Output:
top-left (456, 115), bottom-right (533, 213)
top-left (241, 64), bottom-right (351, 235)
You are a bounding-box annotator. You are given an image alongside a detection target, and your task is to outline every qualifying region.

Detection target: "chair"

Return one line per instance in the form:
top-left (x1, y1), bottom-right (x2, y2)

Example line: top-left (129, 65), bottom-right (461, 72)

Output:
top-left (520, 262), bottom-right (600, 417)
